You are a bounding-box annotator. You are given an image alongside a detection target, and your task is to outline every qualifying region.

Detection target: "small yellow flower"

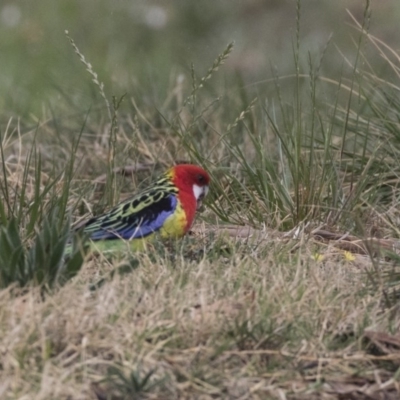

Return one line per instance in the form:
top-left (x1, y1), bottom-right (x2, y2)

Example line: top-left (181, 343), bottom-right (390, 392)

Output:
top-left (312, 253), bottom-right (324, 262)
top-left (343, 251), bottom-right (356, 261)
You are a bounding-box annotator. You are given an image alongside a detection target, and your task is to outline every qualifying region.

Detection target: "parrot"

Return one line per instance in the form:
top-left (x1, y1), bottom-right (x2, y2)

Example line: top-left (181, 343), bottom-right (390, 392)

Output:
top-left (69, 164), bottom-right (210, 253)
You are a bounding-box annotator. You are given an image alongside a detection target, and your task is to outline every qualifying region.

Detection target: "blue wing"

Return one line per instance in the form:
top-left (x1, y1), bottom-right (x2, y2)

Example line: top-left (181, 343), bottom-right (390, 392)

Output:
top-left (80, 192), bottom-right (177, 241)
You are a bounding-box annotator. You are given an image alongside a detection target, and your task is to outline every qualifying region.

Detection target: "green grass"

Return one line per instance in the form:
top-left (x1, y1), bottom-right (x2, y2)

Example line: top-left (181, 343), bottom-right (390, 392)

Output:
top-left (1, 1), bottom-right (400, 398)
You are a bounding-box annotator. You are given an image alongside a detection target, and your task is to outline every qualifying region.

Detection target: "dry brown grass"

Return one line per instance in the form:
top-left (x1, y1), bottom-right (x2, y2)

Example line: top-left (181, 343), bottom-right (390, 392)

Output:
top-left (0, 227), bottom-right (398, 399)
top-left (2, 95), bottom-right (400, 399)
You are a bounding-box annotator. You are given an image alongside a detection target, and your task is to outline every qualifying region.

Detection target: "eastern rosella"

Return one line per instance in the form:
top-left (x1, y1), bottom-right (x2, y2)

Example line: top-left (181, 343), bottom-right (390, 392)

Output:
top-left (72, 164), bottom-right (210, 253)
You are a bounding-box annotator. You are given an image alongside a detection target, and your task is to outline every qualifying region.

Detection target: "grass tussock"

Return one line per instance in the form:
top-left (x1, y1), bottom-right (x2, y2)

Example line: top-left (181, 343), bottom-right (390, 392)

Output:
top-left (2, 3), bottom-right (400, 398)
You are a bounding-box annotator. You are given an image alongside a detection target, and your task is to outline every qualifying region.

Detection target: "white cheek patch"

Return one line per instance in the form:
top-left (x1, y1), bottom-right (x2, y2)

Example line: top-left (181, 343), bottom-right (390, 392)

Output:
top-left (193, 184), bottom-right (203, 200)
top-left (193, 184), bottom-right (209, 200)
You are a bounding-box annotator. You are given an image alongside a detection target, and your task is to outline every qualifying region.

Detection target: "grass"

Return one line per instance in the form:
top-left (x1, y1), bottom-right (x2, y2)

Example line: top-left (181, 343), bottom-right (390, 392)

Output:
top-left (2, 2), bottom-right (400, 398)
top-left (0, 244), bottom-right (382, 399)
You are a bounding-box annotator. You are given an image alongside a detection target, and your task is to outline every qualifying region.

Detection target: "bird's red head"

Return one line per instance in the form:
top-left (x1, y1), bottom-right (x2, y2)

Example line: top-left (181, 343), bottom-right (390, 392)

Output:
top-left (167, 164), bottom-right (210, 231)
top-left (169, 164), bottom-right (209, 191)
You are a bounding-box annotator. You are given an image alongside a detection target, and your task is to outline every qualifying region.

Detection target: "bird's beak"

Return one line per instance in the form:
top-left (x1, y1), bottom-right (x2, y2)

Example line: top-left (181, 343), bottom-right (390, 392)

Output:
top-left (196, 185), bottom-right (209, 210)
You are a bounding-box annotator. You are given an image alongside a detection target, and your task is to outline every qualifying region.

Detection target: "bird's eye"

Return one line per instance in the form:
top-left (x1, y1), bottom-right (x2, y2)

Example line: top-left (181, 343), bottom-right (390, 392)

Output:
top-left (196, 174), bottom-right (205, 184)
